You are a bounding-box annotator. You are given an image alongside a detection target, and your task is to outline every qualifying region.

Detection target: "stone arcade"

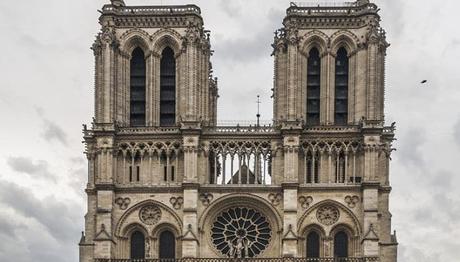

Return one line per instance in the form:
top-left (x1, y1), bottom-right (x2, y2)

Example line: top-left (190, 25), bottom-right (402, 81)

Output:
top-left (79, 0), bottom-right (398, 261)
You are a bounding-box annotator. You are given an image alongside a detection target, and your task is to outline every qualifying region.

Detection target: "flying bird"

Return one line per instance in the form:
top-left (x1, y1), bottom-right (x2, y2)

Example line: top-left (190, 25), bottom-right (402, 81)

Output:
top-left (421, 80), bottom-right (427, 84)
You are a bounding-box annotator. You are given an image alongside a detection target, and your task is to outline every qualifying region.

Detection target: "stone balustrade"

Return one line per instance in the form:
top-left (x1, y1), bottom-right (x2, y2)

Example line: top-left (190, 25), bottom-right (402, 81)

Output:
top-left (94, 258), bottom-right (379, 262)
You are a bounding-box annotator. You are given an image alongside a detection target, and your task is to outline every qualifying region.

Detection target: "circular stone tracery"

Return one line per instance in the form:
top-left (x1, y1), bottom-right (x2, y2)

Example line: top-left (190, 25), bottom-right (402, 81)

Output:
top-left (316, 205), bottom-right (340, 226)
top-left (139, 205), bottom-right (161, 225)
top-left (211, 207), bottom-right (272, 258)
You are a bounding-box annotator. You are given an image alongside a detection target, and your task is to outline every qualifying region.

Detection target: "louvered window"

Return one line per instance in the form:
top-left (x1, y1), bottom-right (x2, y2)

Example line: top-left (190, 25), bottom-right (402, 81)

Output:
top-left (130, 48), bottom-right (146, 127)
top-left (160, 47), bottom-right (176, 126)
top-left (334, 47), bottom-right (349, 125)
top-left (307, 48), bottom-right (321, 125)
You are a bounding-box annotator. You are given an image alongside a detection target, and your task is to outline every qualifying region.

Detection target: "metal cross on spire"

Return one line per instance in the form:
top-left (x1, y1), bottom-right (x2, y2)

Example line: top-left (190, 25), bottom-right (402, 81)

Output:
top-left (256, 95), bottom-right (261, 127)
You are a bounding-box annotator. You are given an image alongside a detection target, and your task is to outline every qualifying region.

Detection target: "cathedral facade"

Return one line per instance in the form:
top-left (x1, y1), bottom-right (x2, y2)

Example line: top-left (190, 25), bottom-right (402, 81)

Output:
top-left (79, 0), bottom-right (398, 261)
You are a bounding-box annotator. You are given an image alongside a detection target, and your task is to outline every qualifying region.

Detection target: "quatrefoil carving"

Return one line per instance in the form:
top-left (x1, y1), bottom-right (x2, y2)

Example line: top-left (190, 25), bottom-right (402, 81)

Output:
top-left (115, 197), bottom-right (131, 210)
top-left (345, 195), bottom-right (360, 208)
top-left (170, 197), bottom-right (184, 210)
top-left (199, 193), bottom-right (214, 206)
top-left (268, 193), bottom-right (283, 206)
top-left (298, 196), bottom-right (313, 209)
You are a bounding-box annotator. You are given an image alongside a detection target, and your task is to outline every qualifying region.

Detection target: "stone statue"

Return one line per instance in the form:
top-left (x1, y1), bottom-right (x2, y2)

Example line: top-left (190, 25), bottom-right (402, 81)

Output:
top-left (110, 0), bottom-right (125, 7)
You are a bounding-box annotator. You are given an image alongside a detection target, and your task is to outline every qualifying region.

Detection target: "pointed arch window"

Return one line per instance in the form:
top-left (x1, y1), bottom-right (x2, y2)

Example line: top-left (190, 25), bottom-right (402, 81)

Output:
top-left (159, 230), bottom-right (176, 259)
top-left (130, 47), bottom-right (146, 127)
top-left (160, 47), bottom-right (176, 127)
top-left (334, 231), bottom-right (349, 258)
top-left (306, 231), bottom-right (320, 258)
top-left (334, 47), bottom-right (349, 125)
top-left (307, 48), bottom-right (321, 125)
top-left (130, 231), bottom-right (145, 259)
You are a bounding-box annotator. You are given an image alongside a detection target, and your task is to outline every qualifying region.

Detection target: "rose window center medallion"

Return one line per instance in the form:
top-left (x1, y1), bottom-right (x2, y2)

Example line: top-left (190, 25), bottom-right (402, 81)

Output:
top-left (139, 205), bottom-right (161, 225)
top-left (211, 207), bottom-right (272, 258)
top-left (316, 205), bottom-right (340, 226)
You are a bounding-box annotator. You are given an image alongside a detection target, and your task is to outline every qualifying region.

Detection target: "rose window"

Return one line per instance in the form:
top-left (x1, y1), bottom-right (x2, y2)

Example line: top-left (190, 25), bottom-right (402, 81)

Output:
top-left (211, 207), bottom-right (271, 258)
top-left (139, 205), bottom-right (161, 225)
top-left (316, 205), bottom-right (340, 226)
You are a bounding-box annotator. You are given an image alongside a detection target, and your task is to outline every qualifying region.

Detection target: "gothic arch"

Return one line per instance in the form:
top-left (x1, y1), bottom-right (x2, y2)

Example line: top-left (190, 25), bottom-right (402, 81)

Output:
top-left (330, 30), bottom-right (360, 55)
top-left (152, 29), bottom-right (182, 56)
top-left (300, 30), bottom-right (329, 56)
top-left (115, 199), bottom-right (183, 238)
top-left (298, 199), bottom-right (362, 237)
top-left (152, 222), bottom-right (181, 238)
top-left (120, 28), bottom-right (152, 55)
top-left (121, 222), bottom-right (149, 239)
top-left (198, 193), bottom-right (283, 232)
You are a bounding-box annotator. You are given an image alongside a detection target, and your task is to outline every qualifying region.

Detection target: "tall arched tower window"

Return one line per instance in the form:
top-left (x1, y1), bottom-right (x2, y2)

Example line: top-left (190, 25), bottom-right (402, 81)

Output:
top-left (334, 231), bottom-right (348, 258)
top-left (334, 47), bottom-right (349, 125)
top-left (160, 47), bottom-right (176, 127)
top-left (307, 48), bottom-right (321, 125)
top-left (306, 231), bottom-right (320, 258)
top-left (159, 230), bottom-right (176, 259)
top-left (130, 47), bottom-right (146, 127)
top-left (130, 231), bottom-right (145, 259)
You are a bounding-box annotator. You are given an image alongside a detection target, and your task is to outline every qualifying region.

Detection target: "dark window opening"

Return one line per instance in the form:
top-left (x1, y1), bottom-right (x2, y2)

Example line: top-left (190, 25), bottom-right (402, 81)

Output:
top-left (130, 47), bottom-right (146, 127)
top-left (136, 166), bottom-right (140, 182)
top-left (164, 166), bottom-right (168, 182)
top-left (159, 230), bottom-right (176, 259)
top-left (171, 166), bottom-right (175, 181)
top-left (306, 231), bottom-right (320, 258)
top-left (306, 153), bottom-right (320, 183)
top-left (160, 47), bottom-right (176, 127)
top-left (307, 48), bottom-right (321, 125)
top-left (334, 231), bottom-right (349, 258)
top-left (129, 166), bottom-right (133, 182)
top-left (334, 47), bottom-right (349, 125)
top-left (130, 231), bottom-right (145, 259)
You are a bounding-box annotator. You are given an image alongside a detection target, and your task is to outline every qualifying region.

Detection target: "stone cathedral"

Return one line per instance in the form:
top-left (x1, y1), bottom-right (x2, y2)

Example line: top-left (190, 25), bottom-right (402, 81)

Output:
top-left (79, 0), bottom-right (398, 261)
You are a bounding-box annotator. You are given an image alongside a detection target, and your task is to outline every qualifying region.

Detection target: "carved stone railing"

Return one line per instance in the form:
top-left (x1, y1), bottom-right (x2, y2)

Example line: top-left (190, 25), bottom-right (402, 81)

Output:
top-left (94, 258), bottom-right (379, 262)
top-left (304, 125), bottom-right (360, 133)
top-left (102, 4), bottom-right (201, 15)
top-left (286, 1), bottom-right (378, 16)
top-left (117, 127), bottom-right (181, 135)
top-left (204, 126), bottom-right (277, 135)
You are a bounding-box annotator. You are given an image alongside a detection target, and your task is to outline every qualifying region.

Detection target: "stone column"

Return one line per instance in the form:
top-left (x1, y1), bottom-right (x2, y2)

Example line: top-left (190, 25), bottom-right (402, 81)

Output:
top-left (362, 182), bottom-right (380, 257)
top-left (182, 135), bottom-right (200, 257)
top-left (281, 134), bottom-right (300, 257)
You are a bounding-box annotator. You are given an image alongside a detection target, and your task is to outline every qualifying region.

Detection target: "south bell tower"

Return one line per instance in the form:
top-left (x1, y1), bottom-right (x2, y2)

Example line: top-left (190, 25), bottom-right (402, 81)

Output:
top-left (80, 1), bottom-right (398, 262)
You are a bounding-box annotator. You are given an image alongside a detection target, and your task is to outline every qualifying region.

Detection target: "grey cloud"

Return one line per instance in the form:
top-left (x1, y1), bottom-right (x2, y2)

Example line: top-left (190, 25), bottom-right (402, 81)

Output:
top-left (218, 0), bottom-right (242, 17)
top-left (0, 180), bottom-right (83, 246)
top-left (7, 156), bottom-right (55, 181)
top-left (41, 119), bottom-right (69, 146)
top-left (0, 184), bottom-right (81, 262)
top-left (454, 117), bottom-right (460, 149)
top-left (397, 127), bottom-right (427, 168)
top-left (214, 8), bottom-right (284, 63)
top-left (34, 106), bottom-right (69, 146)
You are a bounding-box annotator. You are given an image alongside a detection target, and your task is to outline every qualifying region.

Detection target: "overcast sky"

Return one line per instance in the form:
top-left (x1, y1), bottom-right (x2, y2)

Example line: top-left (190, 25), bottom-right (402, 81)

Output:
top-left (0, 0), bottom-right (459, 261)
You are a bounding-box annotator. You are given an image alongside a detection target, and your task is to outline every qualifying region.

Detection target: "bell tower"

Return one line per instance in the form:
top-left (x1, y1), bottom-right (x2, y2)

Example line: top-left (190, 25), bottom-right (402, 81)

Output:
top-left (273, 0), bottom-right (389, 127)
top-left (91, 1), bottom-right (218, 128)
